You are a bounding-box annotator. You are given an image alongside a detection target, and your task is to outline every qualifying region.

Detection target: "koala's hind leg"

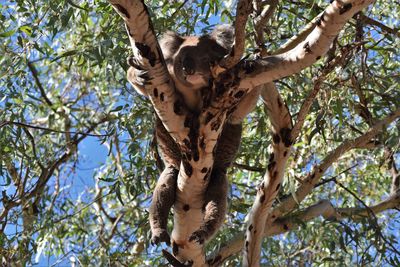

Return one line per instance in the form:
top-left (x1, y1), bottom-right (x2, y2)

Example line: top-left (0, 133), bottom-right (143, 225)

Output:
top-left (188, 168), bottom-right (228, 244)
top-left (149, 165), bottom-right (179, 245)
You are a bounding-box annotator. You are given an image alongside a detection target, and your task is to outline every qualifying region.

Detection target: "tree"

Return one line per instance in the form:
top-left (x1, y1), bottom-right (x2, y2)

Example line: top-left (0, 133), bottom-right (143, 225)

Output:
top-left (0, 0), bottom-right (399, 266)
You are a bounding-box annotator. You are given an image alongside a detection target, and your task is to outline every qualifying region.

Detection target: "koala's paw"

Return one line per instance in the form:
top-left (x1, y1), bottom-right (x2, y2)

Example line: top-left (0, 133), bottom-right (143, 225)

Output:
top-left (188, 229), bottom-right (207, 245)
top-left (127, 66), bottom-right (149, 87)
top-left (151, 229), bottom-right (171, 246)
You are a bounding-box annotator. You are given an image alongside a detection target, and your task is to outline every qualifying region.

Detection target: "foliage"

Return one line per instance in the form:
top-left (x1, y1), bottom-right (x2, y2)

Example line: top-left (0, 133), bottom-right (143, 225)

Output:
top-left (0, 0), bottom-right (399, 266)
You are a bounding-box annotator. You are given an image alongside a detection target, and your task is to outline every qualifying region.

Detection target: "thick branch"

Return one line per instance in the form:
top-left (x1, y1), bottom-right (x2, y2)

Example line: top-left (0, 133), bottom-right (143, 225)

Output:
top-left (359, 13), bottom-right (400, 38)
top-left (27, 61), bottom-right (53, 107)
top-left (109, 0), bottom-right (189, 144)
top-left (243, 83), bottom-right (293, 266)
top-left (239, 0), bottom-right (375, 88)
top-left (220, 0), bottom-right (253, 68)
top-left (268, 107), bottom-right (400, 222)
top-left (253, 0), bottom-right (278, 56)
top-left (208, 108), bottom-right (400, 265)
top-left (208, 190), bottom-right (400, 266)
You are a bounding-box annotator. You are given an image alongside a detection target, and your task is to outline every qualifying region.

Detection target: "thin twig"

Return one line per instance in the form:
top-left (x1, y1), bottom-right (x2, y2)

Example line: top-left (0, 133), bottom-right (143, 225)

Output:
top-left (1, 121), bottom-right (111, 137)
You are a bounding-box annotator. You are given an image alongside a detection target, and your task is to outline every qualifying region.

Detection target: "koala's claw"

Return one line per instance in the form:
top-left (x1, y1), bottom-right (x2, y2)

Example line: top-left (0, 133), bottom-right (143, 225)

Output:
top-left (188, 230), bottom-right (206, 245)
top-left (151, 229), bottom-right (171, 246)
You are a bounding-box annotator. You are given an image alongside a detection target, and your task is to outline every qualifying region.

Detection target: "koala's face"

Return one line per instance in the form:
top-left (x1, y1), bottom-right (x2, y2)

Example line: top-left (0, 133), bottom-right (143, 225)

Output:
top-left (160, 25), bottom-right (234, 91)
top-left (171, 36), bottom-right (228, 89)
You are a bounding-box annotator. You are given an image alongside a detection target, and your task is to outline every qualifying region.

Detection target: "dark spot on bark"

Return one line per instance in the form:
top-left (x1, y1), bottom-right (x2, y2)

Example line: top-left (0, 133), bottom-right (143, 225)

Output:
top-left (183, 138), bottom-right (190, 148)
top-left (201, 167), bottom-right (208, 173)
top-left (273, 171), bottom-right (278, 179)
top-left (303, 42), bottom-right (311, 53)
top-left (316, 12), bottom-right (326, 26)
top-left (184, 117), bottom-right (192, 128)
top-left (280, 127), bottom-right (292, 147)
top-left (269, 153), bottom-right (275, 162)
top-left (276, 183), bottom-right (281, 191)
top-left (183, 160), bottom-right (193, 177)
top-left (193, 151), bottom-right (199, 162)
top-left (311, 173), bottom-right (315, 179)
top-left (260, 194), bottom-right (266, 203)
top-left (230, 47), bottom-right (235, 56)
top-left (173, 100), bottom-right (183, 115)
top-left (199, 136), bottom-right (206, 149)
top-left (243, 60), bottom-right (256, 74)
top-left (115, 4), bottom-right (130, 18)
top-left (153, 88), bottom-right (158, 98)
top-left (258, 181), bottom-right (265, 191)
top-left (268, 161), bottom-right (276, 172)
top-left (211, 120), bottom-right (221, 131)
top-left (172, 241), bottom-right (179, 256)
top-left (135, 42), bottom-right (157, 67)
top-left (339, 3), bottom-right (352, 15)
top-left (316, 56), bottom-right (321, 60)
top-left (204, 168), bottom-right (211, 181)
top-left (162, 183), bottom-right (167, 188)
top-left (248, 224), bottom-right (253, 231)
top-left (283, 151), bottom-right (288, 157)
top-left (319, 168), bottom-right (323, 173)
top-left (272, 215), bottom-right (276, 219)
top-left (272, 133), bottom-right (281, 144)
top-left (277, 97), bottom-right (283, 108)
top-left (246, 241), bottom-right (249, 248)
top-left (234, 90), bottom-right (244, 99)
top-left (283, 224), bottom-right (289, 230)
top-left (160, 92), bottom-right (164, 102)
top-left (185, 152), bottom-right (192, 161)
top-left (205, 112), bottom-right (214, 124)
top-left (183, 204), bottom-right (190, 211)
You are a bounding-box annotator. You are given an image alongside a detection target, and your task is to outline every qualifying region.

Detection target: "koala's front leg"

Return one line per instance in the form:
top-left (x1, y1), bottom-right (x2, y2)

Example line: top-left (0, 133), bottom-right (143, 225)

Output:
top-left (149, 165), bottom-right (179, 246)
top-left (188, 168), bottom-right (228, 244)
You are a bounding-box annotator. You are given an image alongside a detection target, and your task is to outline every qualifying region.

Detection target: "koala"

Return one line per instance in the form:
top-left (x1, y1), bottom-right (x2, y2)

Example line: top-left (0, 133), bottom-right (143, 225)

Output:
top-left (127, 25), bottom-right (259, 245)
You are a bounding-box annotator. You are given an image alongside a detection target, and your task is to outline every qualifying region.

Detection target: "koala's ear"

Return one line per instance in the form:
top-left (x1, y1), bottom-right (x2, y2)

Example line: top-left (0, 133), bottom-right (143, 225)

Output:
top-left (210, 24), bottom-right (234, 51)
top-left (159, 31), bottom-right (184, 59)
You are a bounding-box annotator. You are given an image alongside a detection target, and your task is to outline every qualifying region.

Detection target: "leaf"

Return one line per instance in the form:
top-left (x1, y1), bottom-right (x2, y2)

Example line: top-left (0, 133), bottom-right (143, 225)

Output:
top-left (0, 29), bottom-right (16, 37)
top-left (19, 25), bottom-right (32, 36)
top-left (115, 183), bottom-right (125, 206)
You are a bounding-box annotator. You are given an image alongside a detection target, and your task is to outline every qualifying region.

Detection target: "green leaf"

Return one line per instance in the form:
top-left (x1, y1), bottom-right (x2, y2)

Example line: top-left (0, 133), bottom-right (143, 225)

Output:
top-left (19, 25), bottom-right (32, 36)
top-left (0, 29), bottom-right (16, 37)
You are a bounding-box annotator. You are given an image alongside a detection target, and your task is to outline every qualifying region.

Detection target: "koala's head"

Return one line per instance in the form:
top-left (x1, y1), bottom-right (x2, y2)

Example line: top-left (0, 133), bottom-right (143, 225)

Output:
top-left (160, 25), bottom-right (234, 90)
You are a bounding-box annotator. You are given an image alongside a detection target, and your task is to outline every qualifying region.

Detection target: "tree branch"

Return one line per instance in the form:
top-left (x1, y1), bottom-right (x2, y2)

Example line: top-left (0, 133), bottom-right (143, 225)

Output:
top-left (0, 120), bottom-right (111, 137)
top-left (27, 61), bottom-right (53, 107)
top-left (238, 0), bottom-right (376, 88)
top-left (109, 0), bottom-right (189, 144)
top-left (208, 108), bottom-right (400, 265)
top-left (208, 190), bottom-right (400, 266)
top-left (220, 0), bottom-right (253, 68)
top-left (243, 82), bottom-right (293, 266)
top-left (291, 43), bottom-right (358, 141)
top-left (268, 107), bottom-right (400, 223)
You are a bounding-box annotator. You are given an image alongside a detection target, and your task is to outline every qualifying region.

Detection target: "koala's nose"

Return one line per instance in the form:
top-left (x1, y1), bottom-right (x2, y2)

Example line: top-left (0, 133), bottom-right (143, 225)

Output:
top-left (182, 57), bottom-right (195, 75)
